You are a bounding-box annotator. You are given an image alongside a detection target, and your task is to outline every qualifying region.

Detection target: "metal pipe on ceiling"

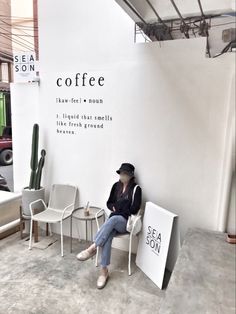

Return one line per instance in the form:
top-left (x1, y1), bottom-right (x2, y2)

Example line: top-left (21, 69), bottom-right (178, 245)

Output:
top-left (145, 0), bottom-right (167, 27)
top-left (143, 0), bottom-right (173, 41)
top-left (197, 0), bottom-right (210, 56)
top-left (170, 0), bottom-right (187, 25)
top-left (122, 0), bottom-right (147, 25)
top-left (197, 0), bottom-right (205, 19)
top-left (170, 0), bottom-right (190, 38)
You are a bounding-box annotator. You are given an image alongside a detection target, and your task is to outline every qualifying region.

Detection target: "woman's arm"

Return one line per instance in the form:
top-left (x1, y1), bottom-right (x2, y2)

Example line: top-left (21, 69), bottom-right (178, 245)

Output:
top-left (106, 182), bottom-right (118, 211)
top-left (130, 186), bottom-right (142, 215)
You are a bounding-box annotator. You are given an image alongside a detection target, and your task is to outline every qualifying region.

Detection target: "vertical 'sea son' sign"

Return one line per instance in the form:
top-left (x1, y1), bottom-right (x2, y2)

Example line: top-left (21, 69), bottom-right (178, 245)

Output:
top-left (13, 52), bottom-right (36, 82)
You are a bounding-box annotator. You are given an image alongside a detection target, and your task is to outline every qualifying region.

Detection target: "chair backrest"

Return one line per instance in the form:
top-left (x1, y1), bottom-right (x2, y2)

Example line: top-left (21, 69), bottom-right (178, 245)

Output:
top-left (48, 184), bottom-right (77, 211)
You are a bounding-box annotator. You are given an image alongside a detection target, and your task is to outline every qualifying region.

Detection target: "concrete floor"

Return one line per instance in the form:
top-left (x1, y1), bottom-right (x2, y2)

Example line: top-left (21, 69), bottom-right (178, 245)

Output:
top-left (0, 228), bottom-right (235, 314)
top-left (159, 228), bottom-right (236, 314)
top-left (0, 232), bottom-right (165, 314)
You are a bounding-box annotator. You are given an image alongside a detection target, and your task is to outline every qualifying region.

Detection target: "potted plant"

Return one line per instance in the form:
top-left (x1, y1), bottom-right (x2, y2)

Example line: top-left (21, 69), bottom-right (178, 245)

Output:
top-left (21, 124), bottom-right (46, 217)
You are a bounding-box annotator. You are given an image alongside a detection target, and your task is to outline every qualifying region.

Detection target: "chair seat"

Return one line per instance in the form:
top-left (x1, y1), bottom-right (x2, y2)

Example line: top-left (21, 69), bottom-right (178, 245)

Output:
top-left (115, 232), bottom-right (130, 239)
top-left (32, 208), bottom-right (71, 223)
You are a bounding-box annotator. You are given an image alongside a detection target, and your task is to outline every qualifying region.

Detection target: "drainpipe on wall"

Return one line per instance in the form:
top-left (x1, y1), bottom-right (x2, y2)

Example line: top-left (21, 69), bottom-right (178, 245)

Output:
top-left (217, 71), bottom-right (235, 232)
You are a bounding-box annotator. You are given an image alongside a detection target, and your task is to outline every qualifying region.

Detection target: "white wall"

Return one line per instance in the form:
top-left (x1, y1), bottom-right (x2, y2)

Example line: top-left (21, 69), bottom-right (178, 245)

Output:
top-left (11, 82), bottom-right (39, 190)
top-left (11, 0), bottom-right (235, 248)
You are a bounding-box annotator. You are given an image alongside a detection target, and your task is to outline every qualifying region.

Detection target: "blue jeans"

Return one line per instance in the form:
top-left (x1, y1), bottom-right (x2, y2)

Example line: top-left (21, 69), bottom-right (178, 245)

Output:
top-left (94, 215), bottom-right (127, 267)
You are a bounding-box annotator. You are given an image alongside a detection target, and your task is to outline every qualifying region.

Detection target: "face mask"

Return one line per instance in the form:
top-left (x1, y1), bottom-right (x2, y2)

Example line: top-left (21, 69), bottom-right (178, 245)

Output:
top-left (120, 173), bottom-right (131, 184)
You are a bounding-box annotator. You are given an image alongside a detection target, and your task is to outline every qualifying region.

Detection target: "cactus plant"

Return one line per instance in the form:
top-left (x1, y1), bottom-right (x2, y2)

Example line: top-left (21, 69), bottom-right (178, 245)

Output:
top-left (28, 124), bottom-right (46, 190)
top-left (29, 124), bottom-right (39, 189)
top-left (35, 149), bottom-right (46, 190)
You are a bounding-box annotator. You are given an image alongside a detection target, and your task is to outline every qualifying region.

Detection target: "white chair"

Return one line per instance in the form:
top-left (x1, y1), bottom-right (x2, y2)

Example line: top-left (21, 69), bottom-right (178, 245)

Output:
top-left (29, 184), bottom-right (77, 256)
top-left (95, 209), bottom-right (142, 276)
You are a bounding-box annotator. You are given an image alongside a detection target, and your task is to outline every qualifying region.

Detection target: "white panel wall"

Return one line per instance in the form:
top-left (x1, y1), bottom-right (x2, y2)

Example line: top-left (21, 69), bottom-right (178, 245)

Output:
top-left (11, 0), bottom-right (235, 249)
top-left (11, 82), bottom-right (40, 191)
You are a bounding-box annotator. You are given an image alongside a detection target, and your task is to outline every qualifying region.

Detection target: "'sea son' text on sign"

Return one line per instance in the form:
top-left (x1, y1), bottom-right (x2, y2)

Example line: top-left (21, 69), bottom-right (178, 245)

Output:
top-left (14, 53), bottom-right (35, 73)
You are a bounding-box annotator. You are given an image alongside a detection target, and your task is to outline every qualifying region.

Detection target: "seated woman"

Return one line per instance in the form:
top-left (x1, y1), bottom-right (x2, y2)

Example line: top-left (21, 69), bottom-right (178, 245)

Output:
top-left (76, 163), bottom-right (142, 289)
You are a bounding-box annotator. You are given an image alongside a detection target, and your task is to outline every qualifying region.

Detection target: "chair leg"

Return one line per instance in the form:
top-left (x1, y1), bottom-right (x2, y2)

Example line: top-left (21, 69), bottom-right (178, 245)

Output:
top-left (46, 223), bottom-right (49, 236)
top-left (49, 223), bottom-right (52, 236)
top-left (70, 216), bottom-right (72, 253)
top-left (29, 219), bottom-right (33, 250)
top-left (60, 221), bottom-right (64, 257)
top-left (20, 219), bottom-right (23, 239)
top-left (33, 221), bottom-right (39, 243)
top-left (95, 247), bottom-right (99, 267)
top-left (19, 206), bottom-right (23, 239)
top-left (128, 235), bottom-right (133, 276)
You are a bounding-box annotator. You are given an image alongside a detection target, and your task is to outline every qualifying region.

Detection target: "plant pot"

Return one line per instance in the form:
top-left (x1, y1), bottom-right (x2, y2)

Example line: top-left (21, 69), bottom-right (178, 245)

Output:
top-left (21, 187), bottom-right (45, 217)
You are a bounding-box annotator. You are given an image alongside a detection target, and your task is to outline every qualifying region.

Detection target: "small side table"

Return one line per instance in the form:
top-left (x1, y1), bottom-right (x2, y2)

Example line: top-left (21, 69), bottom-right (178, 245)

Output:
top-left (70, 206), bottom-right (105, 252)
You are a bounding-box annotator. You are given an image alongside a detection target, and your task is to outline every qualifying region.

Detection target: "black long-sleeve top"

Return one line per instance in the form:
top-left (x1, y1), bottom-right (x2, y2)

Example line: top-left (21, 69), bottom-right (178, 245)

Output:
top-left (107, 180), bottom-right (142, 220)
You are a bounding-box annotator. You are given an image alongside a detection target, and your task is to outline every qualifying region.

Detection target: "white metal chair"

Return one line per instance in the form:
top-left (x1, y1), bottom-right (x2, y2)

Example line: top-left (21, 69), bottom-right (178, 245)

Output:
top-left (29, 184), bottom-right (77, 256)
top-left (95, 209), bottom-right (142, 276)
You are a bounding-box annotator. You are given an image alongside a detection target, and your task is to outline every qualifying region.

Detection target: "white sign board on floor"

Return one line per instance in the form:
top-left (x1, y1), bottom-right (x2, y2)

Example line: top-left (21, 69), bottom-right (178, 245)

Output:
top-left (136, 202), bottom-right (180, 289)
top-left (13, 52), bottom-right (36, 82)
